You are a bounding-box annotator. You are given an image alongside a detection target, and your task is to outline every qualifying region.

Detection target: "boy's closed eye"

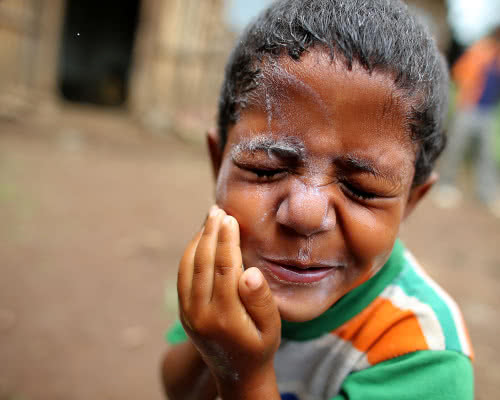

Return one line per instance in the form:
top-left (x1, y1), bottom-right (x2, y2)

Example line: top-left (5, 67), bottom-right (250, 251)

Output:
top-left (231, 151), bottom-right (291, 181)
top-left (340, 180), bottom-right (379, 200)
top-left (231, 142), bottom-right (301, 182)
top-left (233, 159), bottom-right (401, 206)
top-left (238, 165), bottom-right (288, 180)
top-left (229, 136), bottom-right (405, 204)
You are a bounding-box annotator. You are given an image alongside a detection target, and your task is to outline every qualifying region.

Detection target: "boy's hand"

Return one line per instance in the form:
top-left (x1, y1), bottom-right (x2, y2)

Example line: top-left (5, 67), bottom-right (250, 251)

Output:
top-left (177, 205), bottom-right (281, 397)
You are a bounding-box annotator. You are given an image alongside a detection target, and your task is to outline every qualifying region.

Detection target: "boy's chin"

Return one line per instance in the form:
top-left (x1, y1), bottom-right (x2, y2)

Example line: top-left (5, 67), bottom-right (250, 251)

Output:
top-left (274, 293), bottom-right (335, 323)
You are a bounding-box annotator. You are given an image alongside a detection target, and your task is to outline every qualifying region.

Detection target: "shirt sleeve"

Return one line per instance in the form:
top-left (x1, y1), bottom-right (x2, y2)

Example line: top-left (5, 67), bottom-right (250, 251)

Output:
top-left (331, 350), bottom-right (474, 400)
top-left (165, 319), bottom-right (188, 344)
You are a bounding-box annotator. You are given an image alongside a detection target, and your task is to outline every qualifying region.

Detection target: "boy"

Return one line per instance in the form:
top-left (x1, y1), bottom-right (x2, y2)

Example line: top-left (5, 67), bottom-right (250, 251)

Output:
top-left (162, 0), bottom-right (474, 399)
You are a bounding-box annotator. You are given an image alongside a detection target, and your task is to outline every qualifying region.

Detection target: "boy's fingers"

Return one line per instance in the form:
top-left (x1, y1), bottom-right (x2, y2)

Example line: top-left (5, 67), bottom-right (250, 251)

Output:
top-left (177, 228), bottom-right (203, 309)
top-left (191, 207), bottom-right (225, 305)
top-left (212, 215), bottom-right (243, 306)
top-left (238, 268), bottom-right (280, 337)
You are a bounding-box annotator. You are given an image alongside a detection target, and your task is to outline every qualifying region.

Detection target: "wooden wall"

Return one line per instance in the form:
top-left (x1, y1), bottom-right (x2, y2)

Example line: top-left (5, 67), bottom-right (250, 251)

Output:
top-left (0, 0), bottom-right (38, 118)
top-left (0, 0), bottom-right (64, 120)
top-left (129, 0), bottom-right (235, 134)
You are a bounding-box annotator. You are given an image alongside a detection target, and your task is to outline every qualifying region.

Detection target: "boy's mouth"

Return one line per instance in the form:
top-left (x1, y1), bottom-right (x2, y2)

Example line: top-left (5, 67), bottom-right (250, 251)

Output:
top-left (261, 257), bottom-right (342, 284)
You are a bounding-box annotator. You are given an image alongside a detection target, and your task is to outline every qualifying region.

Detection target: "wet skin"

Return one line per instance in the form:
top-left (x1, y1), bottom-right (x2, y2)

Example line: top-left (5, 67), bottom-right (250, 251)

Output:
top-left (212, 49), bottom-right (428, 322)
top-left (169, 49), bottom-right (436, 399)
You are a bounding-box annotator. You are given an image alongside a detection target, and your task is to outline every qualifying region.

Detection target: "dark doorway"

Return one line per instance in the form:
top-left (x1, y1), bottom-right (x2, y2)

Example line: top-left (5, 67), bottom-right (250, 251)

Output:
top-left (58, 0), bottom-right (140, 106)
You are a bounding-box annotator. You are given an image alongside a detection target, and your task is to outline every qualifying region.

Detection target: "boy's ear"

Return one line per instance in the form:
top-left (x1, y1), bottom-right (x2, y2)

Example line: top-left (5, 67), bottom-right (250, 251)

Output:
top-left (206, 127), bottom-right (222, 179)
top-left (403, 171), bottom-right (438, 220)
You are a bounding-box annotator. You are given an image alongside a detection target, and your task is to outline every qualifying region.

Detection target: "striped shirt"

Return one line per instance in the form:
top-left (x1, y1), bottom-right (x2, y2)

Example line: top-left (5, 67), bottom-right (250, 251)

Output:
top-left (166, 240), bottom-right (474, 399)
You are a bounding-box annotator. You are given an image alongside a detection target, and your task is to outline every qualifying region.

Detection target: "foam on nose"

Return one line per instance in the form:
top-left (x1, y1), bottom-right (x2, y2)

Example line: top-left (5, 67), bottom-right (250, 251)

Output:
top-left (277, 180), bottom-right (335, 236)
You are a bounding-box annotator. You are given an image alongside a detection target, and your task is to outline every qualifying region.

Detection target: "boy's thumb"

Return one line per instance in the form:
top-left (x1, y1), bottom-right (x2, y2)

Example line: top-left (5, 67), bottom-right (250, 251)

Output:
top-left (239, 267), bottom-right (280, 335)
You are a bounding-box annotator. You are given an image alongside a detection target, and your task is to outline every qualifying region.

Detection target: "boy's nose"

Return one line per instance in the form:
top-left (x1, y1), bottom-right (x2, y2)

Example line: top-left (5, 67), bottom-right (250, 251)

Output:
top-left (276, 184), bottom-right (336, 237)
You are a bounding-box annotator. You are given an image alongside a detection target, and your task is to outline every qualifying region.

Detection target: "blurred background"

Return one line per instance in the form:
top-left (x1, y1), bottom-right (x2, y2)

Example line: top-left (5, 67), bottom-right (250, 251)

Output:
top-left (0, 0), bottom-right (499, 399)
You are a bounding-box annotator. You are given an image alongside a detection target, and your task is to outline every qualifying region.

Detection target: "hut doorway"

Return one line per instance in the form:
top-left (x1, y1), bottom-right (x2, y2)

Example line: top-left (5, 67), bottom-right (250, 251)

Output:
top-left (57, 0), bottom-right (141, 107)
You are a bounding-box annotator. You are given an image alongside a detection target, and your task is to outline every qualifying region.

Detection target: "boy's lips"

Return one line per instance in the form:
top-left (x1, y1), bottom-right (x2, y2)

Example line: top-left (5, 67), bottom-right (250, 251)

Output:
top-left (261, 257), bottom-right (343, 284)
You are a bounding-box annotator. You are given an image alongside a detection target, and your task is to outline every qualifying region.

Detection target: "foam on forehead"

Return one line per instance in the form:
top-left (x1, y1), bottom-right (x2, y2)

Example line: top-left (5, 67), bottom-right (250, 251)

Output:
top-left (246, 55), bottom-right (330, 119)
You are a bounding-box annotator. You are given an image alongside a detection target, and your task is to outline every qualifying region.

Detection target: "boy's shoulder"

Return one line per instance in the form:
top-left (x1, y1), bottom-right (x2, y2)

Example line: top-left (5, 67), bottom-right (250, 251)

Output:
top-left (333, 243), bottom-right (474, 364)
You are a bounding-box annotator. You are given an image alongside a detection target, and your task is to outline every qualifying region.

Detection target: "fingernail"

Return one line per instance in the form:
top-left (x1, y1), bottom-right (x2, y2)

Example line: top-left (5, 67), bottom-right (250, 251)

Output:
top-left (245, 268), bottom-right (262, 290)
top-left (209, 205), bottom-right (218, 217)
top-left (223, 215), bottom-right (234, 227)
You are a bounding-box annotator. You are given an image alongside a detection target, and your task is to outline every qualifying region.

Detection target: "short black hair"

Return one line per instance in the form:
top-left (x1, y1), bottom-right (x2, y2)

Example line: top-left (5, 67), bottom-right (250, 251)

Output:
top-left (217, 0), bottom-right (449, 186)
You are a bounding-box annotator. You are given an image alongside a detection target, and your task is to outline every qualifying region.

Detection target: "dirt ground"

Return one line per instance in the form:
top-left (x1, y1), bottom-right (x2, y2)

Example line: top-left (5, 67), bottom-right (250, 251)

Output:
top-left (0, 106), bottom-right (499, 400)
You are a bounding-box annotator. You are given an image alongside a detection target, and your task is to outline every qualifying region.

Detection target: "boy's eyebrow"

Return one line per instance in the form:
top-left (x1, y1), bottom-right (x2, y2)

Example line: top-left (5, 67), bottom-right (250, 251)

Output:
top-left (231, 135), bottom-right (305, 160)
top-left (342, 155), bottom-right (403, 184)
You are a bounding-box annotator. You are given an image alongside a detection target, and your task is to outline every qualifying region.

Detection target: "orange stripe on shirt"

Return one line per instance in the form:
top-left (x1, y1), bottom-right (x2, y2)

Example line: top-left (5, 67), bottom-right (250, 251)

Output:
top-left (333, 297), bottom-right (429, 365)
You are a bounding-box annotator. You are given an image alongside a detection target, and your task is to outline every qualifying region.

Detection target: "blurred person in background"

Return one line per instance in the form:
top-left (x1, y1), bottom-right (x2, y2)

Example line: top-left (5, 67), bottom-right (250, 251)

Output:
top-left (436, 26), bottom-right (500, 216)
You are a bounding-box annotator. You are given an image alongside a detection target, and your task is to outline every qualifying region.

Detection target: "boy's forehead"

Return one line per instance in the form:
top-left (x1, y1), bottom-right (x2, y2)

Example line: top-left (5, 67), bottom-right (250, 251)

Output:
top-left (245, 50), bottom-right (410, 136)
top-left (250, 55), bottom-right (331, 114)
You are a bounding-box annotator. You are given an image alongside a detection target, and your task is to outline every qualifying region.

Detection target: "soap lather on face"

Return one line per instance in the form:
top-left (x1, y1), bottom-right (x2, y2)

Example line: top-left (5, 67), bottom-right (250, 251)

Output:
top-left (211, 51), bottom-right (424, 322)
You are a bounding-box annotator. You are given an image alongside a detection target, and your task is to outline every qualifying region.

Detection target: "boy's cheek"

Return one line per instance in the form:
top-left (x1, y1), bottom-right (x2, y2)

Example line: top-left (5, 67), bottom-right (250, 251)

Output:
top-left (340, 202), bottom-right (402, 266)
top-left (216, 179), bottom-right (271, 221)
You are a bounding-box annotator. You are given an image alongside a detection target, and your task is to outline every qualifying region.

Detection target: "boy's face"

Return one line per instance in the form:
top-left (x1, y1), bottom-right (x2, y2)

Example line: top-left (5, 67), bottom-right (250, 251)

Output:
top-left (210, 50), bottom-right (432, 322)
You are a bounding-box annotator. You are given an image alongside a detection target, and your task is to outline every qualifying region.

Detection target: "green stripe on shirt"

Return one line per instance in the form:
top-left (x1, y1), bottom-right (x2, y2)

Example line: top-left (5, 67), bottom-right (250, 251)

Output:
top-left (394, 253), bottom-right (464, 354)
top-left (165, 319), bottom-right (187, 344)
top-left (331, 350), bottom-right (473, 400)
